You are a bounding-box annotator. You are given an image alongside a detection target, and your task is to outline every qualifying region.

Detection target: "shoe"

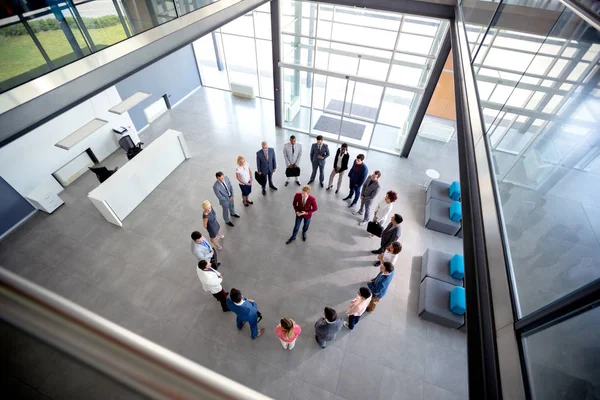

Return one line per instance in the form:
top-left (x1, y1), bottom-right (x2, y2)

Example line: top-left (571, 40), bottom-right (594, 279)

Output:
top-left (222, 308), bottom-right (231, 312)
top-left (232, 214), bottom-right (240, 218)
top-left (296, 181), bottom-right (301, 186)
top-left (343, 195), bottom-right (352, 200)
top-left (343, 321), bottom-right (351, 329)
top-left (285, 181), bottom-right (289, 186)
top-left (262, 189), bottom-right (266, 195)
top-left (238, 322), bottom-right (246, 331)
top-left (326, 185), bottom-right (332, 190)
top-left (219, 234), bottom-right (225, 239)
top-left (286, 238), bottom-right (295, 245)
top-left (307, 180), bottom-right (314, 184)
top-left (374, 261), bottom-right (381, 266)
top-left (302, 234), bottom-right (306, 241)
top-left (352, 210), bottom-right (362, 215)
top-left (244, 203), bottom-right (249, 207)
top-left (253, 328), bottom-right (265, 339)
top-left (248, 200), bottom-right (254, 205)
top-left (371, 249), bottom-right (382, 254)
top-left (226, 222), bottom-right (234, 227)
top-left (348, 203), bottom-right (356, 208)
top-left (358, 221), bottom-right (366, 226)
top-left (320, 182), bottom-right (324, 188)
top-left (217, 263), bottom-right (222, 267)
top-left (335, 190), bottom-right (339, 194)
top-left (215, 245), bottom-right (223, 250)
top-left (270, 185), bottom-right (278, 190)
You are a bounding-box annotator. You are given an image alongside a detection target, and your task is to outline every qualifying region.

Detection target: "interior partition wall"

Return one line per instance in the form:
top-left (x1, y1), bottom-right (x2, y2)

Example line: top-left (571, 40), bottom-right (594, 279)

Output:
top-left (278, 0), bottom-right (449, 155)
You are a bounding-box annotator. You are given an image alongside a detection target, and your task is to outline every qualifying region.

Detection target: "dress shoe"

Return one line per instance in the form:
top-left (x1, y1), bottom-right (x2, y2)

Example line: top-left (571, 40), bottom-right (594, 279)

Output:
top-left (226, 222), bottom-right (234, 227)
top-left (320, 182), bottom-right (324, 188)
top-left (335, 189), bottom-right (339, 194)
top-left (244, 203), bottom-right (249, 207)
top-left (307, 179), bottom-right (314, 184)
top-left (270, 185), bottom-right (278, 190)
top-left (285, 181), bottom-right (289, 186)
top-left (296, 181), bottom-right (301, 186)
top-left (253, 328), bottom-right (265, 339)
top-left (302, 234), bottom-right (307, 241)
top-left (343, 195), bottom-right (352, 200)
top-left (262, 189), bottom-right (266, 195)
top-left (238, 322), bottom-right (246, 331)
top-left (286, 238), bottom-right (295, 245)
top-left (373, 261), bottom-right (381, 266)
top-left (371, 249), bottom-right (383, 254)
top-left (326, 185), bottom-right (332, 190)
top-left (217, 263), bottom-right (222, 267)
top-left (348, 203), bottom-right (356, 208)
top-left (232, 214), bottom-right (240, 218)
top-left (248, 200), bottom-right (254, 205)
top-left (352, 210), bottom-right (362, 215)
top-left (358, 221), bottom-right (366, 226)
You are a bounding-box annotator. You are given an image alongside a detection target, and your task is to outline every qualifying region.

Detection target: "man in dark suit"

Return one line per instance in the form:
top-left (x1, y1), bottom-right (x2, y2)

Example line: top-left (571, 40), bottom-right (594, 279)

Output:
top-left (344, 154), bottom-right (368, 208)
top-left (226, 288), bottom-right (265, 339)
top-left (372, 213), bottom-right (402, 254)
top-left (213, 171), bottom-right (240, 227)
top-left (354, 171), bottom-right (381, 225)
top-left (286, 185), bottom-right (318, 244)
top-left (327, 143), bottom-right (350, 193)
top-left (256, 141), bottom-right (278, 195)
top-left (308, 135), bottom-right (330, 188)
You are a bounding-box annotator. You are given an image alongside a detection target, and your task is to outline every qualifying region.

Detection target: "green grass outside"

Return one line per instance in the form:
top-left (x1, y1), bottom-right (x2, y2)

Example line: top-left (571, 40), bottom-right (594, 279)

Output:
top-left (0, 25), bottom-right (127, 83)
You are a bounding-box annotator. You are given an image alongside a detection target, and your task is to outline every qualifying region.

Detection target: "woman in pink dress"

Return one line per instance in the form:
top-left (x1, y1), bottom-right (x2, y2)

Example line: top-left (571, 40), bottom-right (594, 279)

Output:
top-left (275, 317), bottom-right (301, 350)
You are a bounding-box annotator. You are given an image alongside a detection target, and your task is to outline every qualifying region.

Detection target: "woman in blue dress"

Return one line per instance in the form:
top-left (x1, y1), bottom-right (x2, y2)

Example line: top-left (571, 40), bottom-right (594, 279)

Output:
top-left (202, 200), bottom-right (223, 250)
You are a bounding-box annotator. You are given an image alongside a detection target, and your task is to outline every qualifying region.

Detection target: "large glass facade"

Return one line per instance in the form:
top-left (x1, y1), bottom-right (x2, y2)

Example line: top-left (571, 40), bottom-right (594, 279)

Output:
top-left (280, 0), bottom-right (449, 153)
top-left (192, 4), bottom-right (273, 100)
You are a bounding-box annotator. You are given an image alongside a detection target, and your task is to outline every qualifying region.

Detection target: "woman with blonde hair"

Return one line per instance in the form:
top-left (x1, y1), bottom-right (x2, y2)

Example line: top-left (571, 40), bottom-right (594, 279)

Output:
top-left (202, 200), bottom-right (223, 250)
top-left (275, 317), bottom-right (301, 350)
top-left (235, 156), bottom-right (254, 207)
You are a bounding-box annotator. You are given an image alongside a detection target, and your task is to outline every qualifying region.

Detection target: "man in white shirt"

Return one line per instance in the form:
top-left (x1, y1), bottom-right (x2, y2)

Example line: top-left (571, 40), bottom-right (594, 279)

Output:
top-left (191, 231), bottom-right (220, 268)
top-left (283, 135), bottom-right (303, 186)
top-left (197, 260), bottom-right (229, 312)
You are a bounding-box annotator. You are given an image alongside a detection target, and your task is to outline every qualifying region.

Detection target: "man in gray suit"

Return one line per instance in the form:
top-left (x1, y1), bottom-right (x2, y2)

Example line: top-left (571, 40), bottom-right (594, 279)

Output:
top-left (256, 141), bottom-right (278, 195)
top-left (314, 307), bottom-right (343, 349)
top-left (283, 135), bottom-right (302, 186)
top-left (353, 171), bottom-right (381, 225)
top-left (308, 135), bottom-right (330, 188)
top-left (213, 172), bottom-right (240, 227)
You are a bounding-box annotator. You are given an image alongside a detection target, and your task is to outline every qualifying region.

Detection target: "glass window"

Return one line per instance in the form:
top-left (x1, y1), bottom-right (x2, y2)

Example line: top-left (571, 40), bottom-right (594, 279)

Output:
top-left (72, 0), bottom-right (128, 50)
top-left (378, 87), bottom-right (415, 128)
top-left (282, 34), bottom-right (315, 67)
top-left (283, 68), bottom-right (312, 131)
top-left (253, 10), bottom-right (272, 40)
top-left (256, 39), bottom-right (273, 99)
top-left (192, 33), bottom-right (229, 91)
top-left (222, 34), bottom-right (258, 93)
top-left (221, 12), bottom-right (254, 37)
top-left (523, 306), bottom-right (600, 400)
top-left (396, 33), bottom-right (435, 56)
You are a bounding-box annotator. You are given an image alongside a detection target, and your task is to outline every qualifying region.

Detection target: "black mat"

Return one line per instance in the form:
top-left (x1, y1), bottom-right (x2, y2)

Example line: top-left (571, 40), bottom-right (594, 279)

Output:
top-left (326, 99), bottom-right (378, 120)
top-left (313, 115), bottom-right (366, 140)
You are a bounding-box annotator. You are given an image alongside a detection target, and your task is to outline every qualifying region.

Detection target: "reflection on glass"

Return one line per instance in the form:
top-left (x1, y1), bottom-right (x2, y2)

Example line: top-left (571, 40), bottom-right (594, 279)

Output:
top-left (282, 34), bottom-right (315, 67)
top-left (222, 34), bottom-right (258, 93)
top-left (524, 306), bottom-right (600, 400)
top-left (256, 39), bottom-right (273, 99)
top-left (173, 0), bottom-right (216, 17)
top-left (283, 68), bottom-right (312, 131)
top-left (378, 87), bottom-right (415, 128)
top-left (221, 12), bottom-right (254, 37)
top-left (192, 32), bottom-right (229, 91)
top-left (72, 0), bottom-right (129, 50)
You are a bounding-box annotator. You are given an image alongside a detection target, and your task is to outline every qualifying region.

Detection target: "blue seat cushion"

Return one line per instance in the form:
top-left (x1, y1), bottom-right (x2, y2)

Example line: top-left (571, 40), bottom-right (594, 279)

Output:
top-left (449, 201), bottom-right (462, 222)
top-left (449, 254), bottom-right (465, 280)
top-left (449, 181), bottom-right (461, 201)
top-left (450, 286), bottom-right (466, 315)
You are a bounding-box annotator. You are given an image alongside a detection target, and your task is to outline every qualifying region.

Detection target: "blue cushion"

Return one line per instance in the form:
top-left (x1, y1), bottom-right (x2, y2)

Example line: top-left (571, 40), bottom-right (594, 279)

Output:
top-left (449, 254), bottom-right (465, 280)
top-left (449, 201), bottom-right (462, 222)
top-left (449, 286), bottom-right (466, 315)
top-left (449, 181), bottom-right (461, 201)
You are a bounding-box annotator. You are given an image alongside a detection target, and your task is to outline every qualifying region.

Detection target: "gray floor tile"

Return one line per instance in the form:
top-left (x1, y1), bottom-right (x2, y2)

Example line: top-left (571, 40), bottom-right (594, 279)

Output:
top-left (296, 345), bottom-right (345, 393)
top-left (382, 328), bottom-right (428, 379)
top-left (344, 319), bottom-right (390, 363)
top-left (130, 274), bottom-right (180, 315)
top-left (335, 352), bottom-right (384, 400)
top-left (424, 342), bottom-right (468, 398)
top-left (423, 383), bottom-right (466, 400)
top-left (378, 366), bottom-right (424, 400)
top-left (290, 379), bottom-right (338, 400)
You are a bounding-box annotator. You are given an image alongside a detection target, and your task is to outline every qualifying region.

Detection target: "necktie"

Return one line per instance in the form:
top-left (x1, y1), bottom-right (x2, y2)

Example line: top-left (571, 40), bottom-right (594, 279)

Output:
top-left (265, 151), bottom-right (269, 161)
top-left (292, 145), bottom-right (295, 155)
top-left (201, 240), bottom-right (211, 250)
top-left (302, 197), bottom-right (306, 207)
top-left (383, 224), bottom-right (392, 234)
top-left (222, 182), bottom-right (230, 196)
top-left (318, 145), bottom-right (321, 152)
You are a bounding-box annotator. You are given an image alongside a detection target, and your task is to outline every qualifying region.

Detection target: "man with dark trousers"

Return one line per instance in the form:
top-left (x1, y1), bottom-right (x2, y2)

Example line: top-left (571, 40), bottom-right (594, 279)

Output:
top-left (308, 135), bottom-right (330, 187)
top-left (344, 154), bottom-right (368, 208)
top-left (286, 185), bottom-right (318, 244)
top-left (256, 141), bottom-right (278, 195)
top-left (372, 213), bottom-right (402, 254)
top-left (196, 260), bottom-right (229, 312)
top-left (226, 288), bottom-right (265, 339)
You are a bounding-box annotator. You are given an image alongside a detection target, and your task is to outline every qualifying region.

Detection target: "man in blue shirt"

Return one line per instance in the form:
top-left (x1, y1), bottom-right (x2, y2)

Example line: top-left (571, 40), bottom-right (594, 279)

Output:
top-left (226, 288), bottom-right (265, 339)
top-left (367, 261), bottom-right (395, 312)
top-left (344, 154), bottom-right (368, 208)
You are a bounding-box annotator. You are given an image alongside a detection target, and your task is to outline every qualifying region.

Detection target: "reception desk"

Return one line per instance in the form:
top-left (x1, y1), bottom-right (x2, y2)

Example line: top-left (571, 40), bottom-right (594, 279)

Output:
top-left (88, 129), bottom-right (190, 227)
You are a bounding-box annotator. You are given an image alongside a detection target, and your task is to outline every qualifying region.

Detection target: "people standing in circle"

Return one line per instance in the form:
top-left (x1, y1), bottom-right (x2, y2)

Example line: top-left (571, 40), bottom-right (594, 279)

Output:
top-left (190, 231), bottom-right (220, 268)
top-left (235, 156), bottom-right (254, 207)
top-left (367, 262), bottom-right (395, 312)
top-left (275, 317), bottom-right (301, 350)
top-left (314, 307), bottom-right (343, 349)
top-left (286, 185), bottom-right (318, 244)
top-left (344, 287), bottom-right (372, 330)
top-left (196, 260), bottom-right (229, 312)
top-left (202, 200), bottom-right (223, 250)
top-left (256, 141), bottom-right (278, 195)
top-left (374, 241), bottom-right (402, 267)
top-left (283, 135), bottom-right (302, 187)
top-left (327, 143), bottom-right (350, 193)
top-left (354, 171), bottom-right (381, 226)
top-left (226, 288), bottom-right (265, 339)
top-left (213, 171), bottom-right (240, 227)
top-left (308, 135), bottom-right (330, 188)
top-left (372, 213), bottom-right (402, 254)
top-left (344, 154), bottom-right (368, 208)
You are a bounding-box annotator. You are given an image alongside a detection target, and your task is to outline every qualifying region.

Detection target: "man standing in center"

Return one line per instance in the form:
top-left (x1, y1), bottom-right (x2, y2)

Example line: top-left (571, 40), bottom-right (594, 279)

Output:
top-left (213, 171), bottom-right (240, 227)
top-left (197, 260), bottom-right (229, 312)
top-left (283, 135), bottom-right (302, 186)
top-left (308, 135), bottom-right (330, 188)
top-left (353, 171), bottom-right (381, 226)
top-left (344, 154), bottom-right (368, 208)
top-left (286, 185), bottom-right (318, 244)
top-left (226, 288), bottom-right (265, 339)
top-left (256, 141), bottom-right (278, 195)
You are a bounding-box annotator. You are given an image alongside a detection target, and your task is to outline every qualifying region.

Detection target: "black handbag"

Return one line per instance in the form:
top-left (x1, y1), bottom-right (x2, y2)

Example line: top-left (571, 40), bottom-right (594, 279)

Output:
top-left (285, 166), bottom-right (300, 177)
top-left (256, 311), bottom-right (263, 323)
top-left (367, 221), bottom-right (383, 237)
top-left (254, 171), bottom-right (267, 186)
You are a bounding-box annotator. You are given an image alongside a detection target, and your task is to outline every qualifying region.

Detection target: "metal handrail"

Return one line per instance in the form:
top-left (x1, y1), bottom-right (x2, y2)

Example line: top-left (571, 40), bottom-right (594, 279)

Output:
top-left (559, 0), bottom-right (600, 31)
top-left (0, 267), bottom-right (273, 400)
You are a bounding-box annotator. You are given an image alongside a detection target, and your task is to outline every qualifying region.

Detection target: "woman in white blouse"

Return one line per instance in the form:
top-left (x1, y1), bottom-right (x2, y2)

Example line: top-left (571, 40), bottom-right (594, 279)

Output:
top-left (374, 241), bottom-right (402, 267)
top-left (235, 156), bottom-right (254, 207)
top-left (369, 190), bottom-right (398, 237)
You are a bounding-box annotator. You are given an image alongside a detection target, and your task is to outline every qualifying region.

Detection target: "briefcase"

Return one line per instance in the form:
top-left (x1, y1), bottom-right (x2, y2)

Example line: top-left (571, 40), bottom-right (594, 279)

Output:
top-left (285, 166), bottom-right (301, 177)
top-left (254, 171), bottom-right (267, 186)
top-left (367, 221), bottom-right (383, 237)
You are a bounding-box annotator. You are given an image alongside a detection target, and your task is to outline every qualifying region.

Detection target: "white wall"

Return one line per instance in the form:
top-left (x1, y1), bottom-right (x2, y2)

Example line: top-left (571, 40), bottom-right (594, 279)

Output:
top-left (0, 86), bottom-right (136, 198)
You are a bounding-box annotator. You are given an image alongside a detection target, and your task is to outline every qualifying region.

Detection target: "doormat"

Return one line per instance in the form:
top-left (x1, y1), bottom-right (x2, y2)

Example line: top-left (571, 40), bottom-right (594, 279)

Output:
top-left (326, 99), bottom-right (378, 120)
top-left (313, 115), bottom-right (366, 140)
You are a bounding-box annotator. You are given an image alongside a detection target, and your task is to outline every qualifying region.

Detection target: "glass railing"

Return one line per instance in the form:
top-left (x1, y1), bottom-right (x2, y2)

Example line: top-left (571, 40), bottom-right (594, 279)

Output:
top-left (0, 0), bottom-right (218, 93)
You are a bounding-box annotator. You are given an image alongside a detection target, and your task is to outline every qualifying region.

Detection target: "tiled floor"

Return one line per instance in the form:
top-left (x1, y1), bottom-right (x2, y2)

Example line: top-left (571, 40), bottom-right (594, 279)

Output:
top-left (1, 87), bottom-right (466, 400)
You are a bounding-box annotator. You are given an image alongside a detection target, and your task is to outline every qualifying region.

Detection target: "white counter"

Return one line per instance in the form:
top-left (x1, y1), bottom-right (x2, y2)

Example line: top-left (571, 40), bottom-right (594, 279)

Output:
top-left (88, 129), bottom-right (190, 227)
